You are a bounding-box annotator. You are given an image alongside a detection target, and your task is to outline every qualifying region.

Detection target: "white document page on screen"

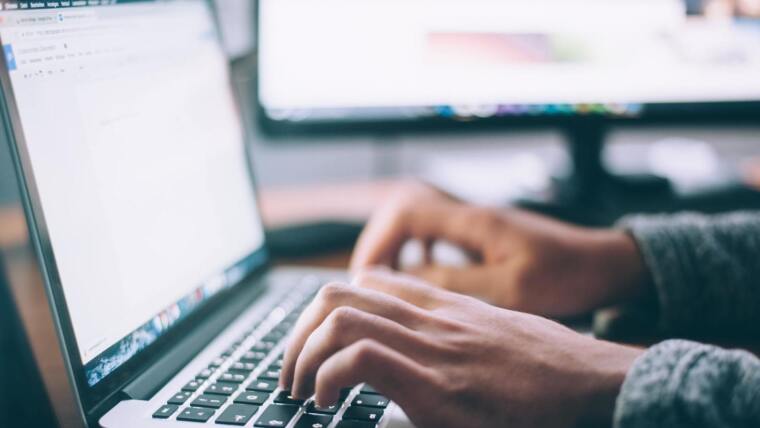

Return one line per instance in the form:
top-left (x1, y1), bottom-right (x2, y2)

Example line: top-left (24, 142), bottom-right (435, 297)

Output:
top-left (1, 3), bottom-right (264, 363)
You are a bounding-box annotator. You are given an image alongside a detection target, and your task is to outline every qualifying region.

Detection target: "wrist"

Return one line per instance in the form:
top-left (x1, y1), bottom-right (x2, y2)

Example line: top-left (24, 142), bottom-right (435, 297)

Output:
top-left (577, 342), bottom-right (644, 428)
top-left (584, 229), bottom-right (653, 307)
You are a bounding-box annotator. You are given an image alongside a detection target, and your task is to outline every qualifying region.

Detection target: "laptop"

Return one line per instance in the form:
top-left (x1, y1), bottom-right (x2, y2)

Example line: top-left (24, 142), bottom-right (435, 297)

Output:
top-left (0, 256), bottom-right (59, 427)
top-left (0, 1), bottom-right (413, 427)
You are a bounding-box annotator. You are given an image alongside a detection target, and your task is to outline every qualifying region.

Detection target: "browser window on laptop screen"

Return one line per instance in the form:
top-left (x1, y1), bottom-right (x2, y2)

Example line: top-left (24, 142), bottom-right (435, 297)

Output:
top-left (0, 0), bottom-right (265, 387)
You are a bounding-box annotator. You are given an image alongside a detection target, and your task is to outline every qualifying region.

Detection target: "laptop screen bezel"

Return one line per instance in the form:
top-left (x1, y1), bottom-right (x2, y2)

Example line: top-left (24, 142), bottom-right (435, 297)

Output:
top-left (0, 0), bottom-right (271, 420)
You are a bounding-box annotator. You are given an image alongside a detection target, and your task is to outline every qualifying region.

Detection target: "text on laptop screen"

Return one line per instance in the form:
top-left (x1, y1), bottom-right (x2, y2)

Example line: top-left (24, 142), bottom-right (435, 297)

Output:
top-left (0, 0), bottom-right (266, 386)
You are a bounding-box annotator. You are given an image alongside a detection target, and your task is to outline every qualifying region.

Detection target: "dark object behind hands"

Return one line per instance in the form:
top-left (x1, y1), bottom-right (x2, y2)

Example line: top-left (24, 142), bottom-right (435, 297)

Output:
top-left (0, 258), bottom-right (57, 427)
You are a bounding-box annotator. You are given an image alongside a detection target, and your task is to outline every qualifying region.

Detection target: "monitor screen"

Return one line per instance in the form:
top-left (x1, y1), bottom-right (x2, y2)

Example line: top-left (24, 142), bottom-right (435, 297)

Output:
top-left (0, 0), bottom-right (266, 387)
top-left (257, 0), bottom-right (760, 126)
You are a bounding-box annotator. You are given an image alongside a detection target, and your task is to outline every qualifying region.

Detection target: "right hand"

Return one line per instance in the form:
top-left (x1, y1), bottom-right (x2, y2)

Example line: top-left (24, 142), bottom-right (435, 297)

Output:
top-left (351, 182), bottom-right (651, 318)
top-left (280, 270), bottom-right (643, 428)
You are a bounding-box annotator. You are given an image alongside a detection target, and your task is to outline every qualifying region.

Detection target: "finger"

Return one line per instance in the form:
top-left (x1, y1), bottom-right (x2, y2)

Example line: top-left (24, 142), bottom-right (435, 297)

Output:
top-left (350, 201), bottom-right (492, 271)
top-left (313, 338), bottom-right (438, 409)
top-left (291, 306), bottom-right (428, 398)
top-left (352, 268), bottom-right (448, 309)
top-left (350, 203), bottom-right (410, 271)
top-left (280, 283), bottom-right (426, 389)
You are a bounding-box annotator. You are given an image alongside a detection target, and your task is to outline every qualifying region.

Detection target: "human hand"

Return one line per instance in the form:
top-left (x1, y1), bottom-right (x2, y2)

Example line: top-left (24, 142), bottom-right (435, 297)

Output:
top-left (280, 270), bottom-right (644, 428)
top-left (705, 0), bottom-right (760, 17)
top-left (351, 182), bottom-right (651, 318)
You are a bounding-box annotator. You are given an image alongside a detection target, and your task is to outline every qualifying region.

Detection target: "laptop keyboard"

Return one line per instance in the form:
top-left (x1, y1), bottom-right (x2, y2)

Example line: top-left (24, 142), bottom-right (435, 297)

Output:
top-left (151, 284), bottom-right (389, 428)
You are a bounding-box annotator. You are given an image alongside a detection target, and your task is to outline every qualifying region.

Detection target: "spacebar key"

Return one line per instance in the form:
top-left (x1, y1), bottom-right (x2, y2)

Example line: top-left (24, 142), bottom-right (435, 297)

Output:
top-left (254, 404), bottom-right (299, 427)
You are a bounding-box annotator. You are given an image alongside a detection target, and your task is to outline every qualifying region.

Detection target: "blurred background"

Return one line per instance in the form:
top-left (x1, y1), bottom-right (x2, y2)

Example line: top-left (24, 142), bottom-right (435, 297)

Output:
top-left (248, 0), bottom-right (760, 212)
top-left (3, 0), bottom-right (760, 220)
top-left (1, 1), bottom-right (760, 424)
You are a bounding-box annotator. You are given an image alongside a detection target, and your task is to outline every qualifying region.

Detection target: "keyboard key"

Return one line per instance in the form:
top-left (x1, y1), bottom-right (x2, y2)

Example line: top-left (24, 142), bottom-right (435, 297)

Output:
top-left (306, 400), bottom-right (342, 415)
top-left (210, 357), bottom-right (226, 367)
top-left (215, 403), bottom-right (259, 426)
top-left (254, 404), bottom-right (299, 427)
top-left (273, 321), bottom-right (294, 332)
top-left (234, 391), bottom-right (269, 405)
top-left (197, 368), bottom-right (215, 379)
top-left (219, 372), bottom-right (248, 383)
top-left (240, 351), bottom-right (268, 363)
top-left (192, 394), bottom-right (227, 409)
top-left (342, 406), bottom-right (383, 423)
top-left (153, 404), bottom-right (178, 419)
top-left (259, 369), bottom-right (281, 380)
top-left (270, 358), bottom-right (284, 369)
top-left (295, 413), bottom-right (332, 428)
top-left (359, 384), bottom-right (380, 395)
top-left (206, 382), bottom-right (239, 396)
top-left (335, 422), bottom-right (377, 428)
top-left (230, 362), bottom-right (256, 373)
top-left (177, 407), bottom-right (215, 423)
top-left (352, 394), bottom-right (389, 409)
top-left (250, 341), bottom-right (276, 352)
top-left (168, 391), bottom-right (192, 405)
top-left (247, 379), bottom-right (277, 392)
top-left (273, 390), bottom-right (305, 406)
top-left (182, 379), bottom-right (203, 392)
top-left (263, 330), bottom-right (285, 342)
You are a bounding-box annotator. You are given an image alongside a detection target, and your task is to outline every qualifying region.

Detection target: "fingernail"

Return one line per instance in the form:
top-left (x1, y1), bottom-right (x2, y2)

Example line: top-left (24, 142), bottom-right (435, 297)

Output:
top-left (315, 395), bottom-right (335, 408)
top-left (291, 386), bottom-right (302, 399)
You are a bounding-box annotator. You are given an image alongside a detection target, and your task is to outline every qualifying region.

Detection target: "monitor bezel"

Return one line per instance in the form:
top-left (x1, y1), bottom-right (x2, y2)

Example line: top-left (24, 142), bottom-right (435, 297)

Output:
top-left (254, 99), bottom-right (760, 139)
top-left (253, 0), bottom-right (760, 138)
top-left (0, 0), bottom-right (271, 422)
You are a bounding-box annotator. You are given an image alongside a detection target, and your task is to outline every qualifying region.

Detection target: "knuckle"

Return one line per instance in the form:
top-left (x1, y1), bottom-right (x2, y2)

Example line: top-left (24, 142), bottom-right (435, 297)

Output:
top-left (349, 339), bottom-right (380, 370)
top-left (317, 282), bottom-right (350, 304)
top-left (442, 374), bottom-right (470, 400)
top-left (325, 306), bottom-right (361, 331)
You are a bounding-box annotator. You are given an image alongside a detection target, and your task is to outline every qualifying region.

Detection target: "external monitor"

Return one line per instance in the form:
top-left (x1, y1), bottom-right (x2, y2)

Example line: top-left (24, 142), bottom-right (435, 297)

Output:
top-left (257, 0), bottom-right (760, 134)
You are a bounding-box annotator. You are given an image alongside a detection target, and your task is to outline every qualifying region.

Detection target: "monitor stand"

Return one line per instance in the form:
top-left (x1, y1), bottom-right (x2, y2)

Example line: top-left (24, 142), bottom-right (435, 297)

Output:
top-left (518, 122), bottom-right (760, 226)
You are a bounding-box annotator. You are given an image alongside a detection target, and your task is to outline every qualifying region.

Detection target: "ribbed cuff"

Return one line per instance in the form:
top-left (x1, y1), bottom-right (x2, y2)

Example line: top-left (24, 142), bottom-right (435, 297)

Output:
top-left (616, 214), bottom-right (703, 334)
top-left (614, 339), bottom-right (760, 428)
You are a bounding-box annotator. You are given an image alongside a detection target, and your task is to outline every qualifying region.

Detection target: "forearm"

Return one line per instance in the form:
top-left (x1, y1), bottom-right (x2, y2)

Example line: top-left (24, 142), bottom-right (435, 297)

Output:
top-left (618, 211), bottom-right (760, 336)
top-left (614, 340), bottom-right (760, 428)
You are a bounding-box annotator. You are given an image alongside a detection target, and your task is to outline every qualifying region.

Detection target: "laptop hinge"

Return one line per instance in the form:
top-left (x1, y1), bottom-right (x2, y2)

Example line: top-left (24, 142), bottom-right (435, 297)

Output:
top-left (121, 278), bottom-right (267, 400)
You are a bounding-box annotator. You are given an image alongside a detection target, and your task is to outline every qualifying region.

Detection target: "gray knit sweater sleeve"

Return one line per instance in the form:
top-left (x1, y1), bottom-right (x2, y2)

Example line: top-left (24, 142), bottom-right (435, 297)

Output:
top-left (619, 211), bottom-right (760, 336)
top-left (614, 340), bottom-right (760, 428)
top-left (612, 212), bottom-right (760, 428)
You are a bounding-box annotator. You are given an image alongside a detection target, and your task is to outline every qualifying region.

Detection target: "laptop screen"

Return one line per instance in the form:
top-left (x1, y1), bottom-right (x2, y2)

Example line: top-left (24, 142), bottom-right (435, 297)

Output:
top-left (0, 0), bottom-right (266, 387)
